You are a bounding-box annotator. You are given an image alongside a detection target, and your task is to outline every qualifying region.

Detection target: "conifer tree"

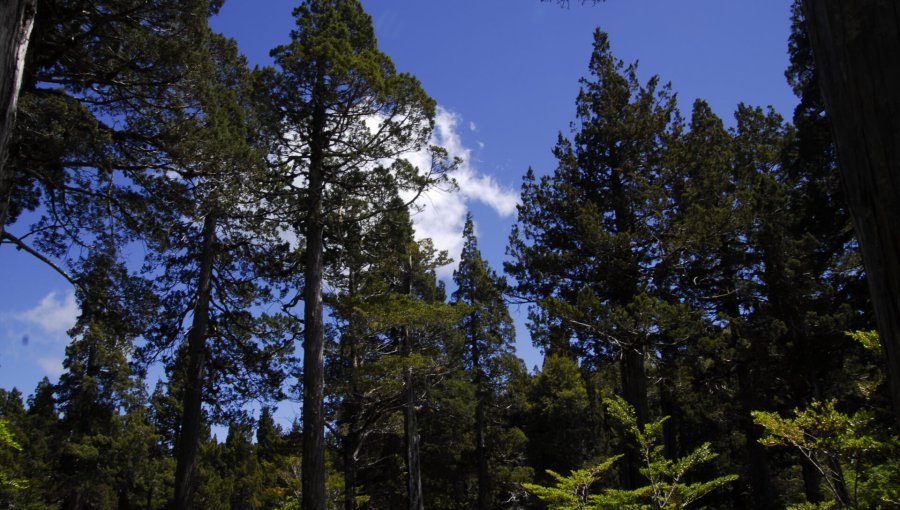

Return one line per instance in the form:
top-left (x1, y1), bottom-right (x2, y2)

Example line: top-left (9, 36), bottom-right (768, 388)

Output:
top-left (3, 0), bottom-right (218, 261)
top-left (327, 194), bottom-right (456, 509)
top-left (451, 213), bottom-right (517, 510)
top-left (507, 27), bottom-right (677, 489)
top-left (52, 246), bottom-right (162, 509)
top-left (122, 30), bottom-right (296, 509)
top-left (266, 2), bottom-right (451, 507)
top-left (524, 355), bottom-right (595, 484)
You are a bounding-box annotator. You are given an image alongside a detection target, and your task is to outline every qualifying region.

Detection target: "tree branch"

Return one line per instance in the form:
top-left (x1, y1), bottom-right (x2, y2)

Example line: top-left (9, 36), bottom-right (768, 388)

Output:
top-left (1, 230), bottom-right (81, 289)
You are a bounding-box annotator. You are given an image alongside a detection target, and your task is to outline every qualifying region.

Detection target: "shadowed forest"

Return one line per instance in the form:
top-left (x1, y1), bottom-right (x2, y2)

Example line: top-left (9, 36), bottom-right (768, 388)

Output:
top-left (1, 0), bottom-right (899, 509)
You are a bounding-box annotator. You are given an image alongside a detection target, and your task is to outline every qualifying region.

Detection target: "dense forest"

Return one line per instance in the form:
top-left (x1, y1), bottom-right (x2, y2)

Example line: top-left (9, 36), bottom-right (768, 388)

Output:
top-left (1, 0), bottom-right (898, 509)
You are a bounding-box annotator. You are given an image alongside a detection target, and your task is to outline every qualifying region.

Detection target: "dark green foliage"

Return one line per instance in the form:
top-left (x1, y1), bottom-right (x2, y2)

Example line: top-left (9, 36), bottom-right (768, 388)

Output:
top-left (449, 213), bottom-right (526, 509)
top-left (506, 28), bottom-right (680, 490)
top-left (6, 0), bottom-right (216, 254)
top-left (525, 355), bottom-right (595, 481)
top-left (0, 1), bottom-right (894, 508)
top-left (265, 3), bottom-right (452, 507)
top-left (52, 249), bottom-right (168, 509)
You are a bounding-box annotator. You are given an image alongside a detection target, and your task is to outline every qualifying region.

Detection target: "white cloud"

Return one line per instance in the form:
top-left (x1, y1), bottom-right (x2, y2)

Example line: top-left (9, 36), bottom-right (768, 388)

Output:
top-left (403, 107), bottom-right (520, 276)
top-left (37, 357), bottom-right (65, 378)
top-left (17, 291), bottom-right (78, 335)
top-left (271, 106), bottom-right (519, 279)
top-left (0, 291), bottom-right (77, 386)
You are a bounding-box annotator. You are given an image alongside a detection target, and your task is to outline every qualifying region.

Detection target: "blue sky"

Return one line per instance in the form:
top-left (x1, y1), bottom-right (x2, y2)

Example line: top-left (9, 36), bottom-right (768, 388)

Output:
top-left (0, 0), bottom-right (796, 399)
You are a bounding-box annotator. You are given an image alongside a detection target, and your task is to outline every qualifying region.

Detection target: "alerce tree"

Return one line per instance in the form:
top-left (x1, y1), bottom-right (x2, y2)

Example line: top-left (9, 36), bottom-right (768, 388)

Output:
top-left (546, 0), bottom-right (900, 433)
top-left (507, 28), bottom-right (677, 489)
top-left (797, 0), bottom-right (900, 429)
top-left (267, 2), bottom-right (451, 508)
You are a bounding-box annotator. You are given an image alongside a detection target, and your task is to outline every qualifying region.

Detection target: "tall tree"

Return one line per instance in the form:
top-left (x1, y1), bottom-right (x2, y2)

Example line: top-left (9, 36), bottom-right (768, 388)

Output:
top-left (332, 198), bottom-right (456, 510)
top-left (548, 0), bottom-right (900, 433)
top-left (797, 0), bottom-right (900, 428)
top-left (52, 246), bottom-right (163, 509)
top-left (267, 2), bottom-right (449, 508)
top-left (3, 0), bottom-right (218, 260)
top-left (506, 27), bottom-right (677, 488)
top-left (327, 195), bottom-right (423, 510)
top-left (451, 213), bottom-right (517, 510)
top-left (135, 32), bottom-right (295, 510)
top-left (0, 0), bottom-right (36, 235)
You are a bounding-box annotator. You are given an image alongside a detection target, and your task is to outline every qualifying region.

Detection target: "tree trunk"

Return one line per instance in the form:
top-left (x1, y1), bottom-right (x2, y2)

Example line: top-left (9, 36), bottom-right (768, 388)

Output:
top-left (0, 0), bottom-right (36, 236)
top-left (404, 355), bottom-right (424, 510)
top-left (405, 362), bottom-right (425, 510)
top-left (618, 344), bottom-right (648, 490)
top-left (343, 426), bottom-right (359, 510)
top-left (800, 0), bottom-right (900, 429)
top-left (301, 113), bottom-right (327, 510)
top-left (474, 350), bottom-right (489, 510)
top-left (800, 456), bottom-right (824, 504)
top-left (342, 287), bottom-right (361, 510)
top-left (300, 59), bottom-right (329, 510)
top-left (403, 254), bottom-right (424, 510)
top-left (737, 362), bottom-right (775, 510)
top-left (173, 211), bottom-right (218, 510)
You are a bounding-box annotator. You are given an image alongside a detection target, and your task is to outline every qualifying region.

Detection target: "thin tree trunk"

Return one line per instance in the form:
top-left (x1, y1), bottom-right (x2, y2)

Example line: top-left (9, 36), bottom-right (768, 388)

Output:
top-left (342, 272), bottom-right (361, 510)
top-left (173, 211), bottom-right (218, 510)
top-left (800, 0), bottom-right (900, 429)
top-left (343, 426), bottom-right (359, 510)
top-left (474, 345), bottom-right (489, 510)
top-left (404, 353), bottom-right (424, 510)
top-left (403, 254), bottom-right (424, 510)
top-left (737, 363), bottom-right (775, 510)
top-left (0, 0), bottom-right (36, 236)
top-left (800, 456), bottom-right (824, 504)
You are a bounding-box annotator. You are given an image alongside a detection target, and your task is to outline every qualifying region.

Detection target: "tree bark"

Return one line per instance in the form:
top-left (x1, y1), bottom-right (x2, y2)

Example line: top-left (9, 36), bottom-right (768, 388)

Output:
top-left (474, 355), bottom-right (490, 510)
top-left (0, 0), bottom-right (36, 236)
top-left (302, 76), bottom-right (328, 510)
top-left (173, 211), bottom-right (218, 510)
top-left (618, 345), bottom-right (649, 490)
top-left (343, 425), bottom-right (359, 510)
top-left (800, 0), bottom-right (900, 428)
top-left (403, 255), bottom-right (424, 510)
top-left (302, 210), bottom-right (326, 510)
top-left (404, 344), bottom-right (424, 510)
top-left (737, 363), bottom-right (775, 510)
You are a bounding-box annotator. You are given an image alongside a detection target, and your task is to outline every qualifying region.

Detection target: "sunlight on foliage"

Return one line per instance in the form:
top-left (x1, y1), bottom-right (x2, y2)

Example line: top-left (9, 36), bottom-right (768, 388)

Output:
top-left (0, 419), bottom-right (28, 494)
top-left (524, 397), bottom-right (736, 509)
top-left (753, 332), bottom-right (900, 508)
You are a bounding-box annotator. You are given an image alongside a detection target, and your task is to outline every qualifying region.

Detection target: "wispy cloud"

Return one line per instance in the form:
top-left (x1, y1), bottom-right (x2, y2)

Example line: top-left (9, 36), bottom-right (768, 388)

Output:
top-left (16, 291), bottom-right (79, 335)
top-left (37, 357), bottom-right (65, 378)
top-left (0, 290), bottom-right (78, 382)
top-left (271, 106), bottom-right (519, 279)
top-left (405, 107), bottom-right (520, 276)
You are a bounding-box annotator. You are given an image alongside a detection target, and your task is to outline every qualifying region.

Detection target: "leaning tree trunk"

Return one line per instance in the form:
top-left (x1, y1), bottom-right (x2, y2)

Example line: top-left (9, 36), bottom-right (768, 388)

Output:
top-left (0, 0), bottom-right (36, 236)
top-left (173, 211), bottom-right (218, 510)
top-left (800, 0), bottom-right (900, 429)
